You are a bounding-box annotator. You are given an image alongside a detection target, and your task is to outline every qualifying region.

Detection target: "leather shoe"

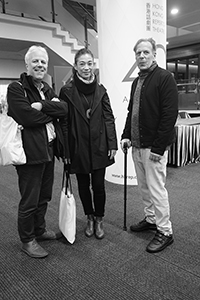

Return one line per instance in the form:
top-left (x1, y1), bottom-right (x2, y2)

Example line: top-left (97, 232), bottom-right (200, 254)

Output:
top-left (36, 229), bottom-right (56, 241)
top-left (130, 218), bottom-right (157, 232)
top-left (95, 217), bottom-right (105, 239)
top-left (146, 231), bottom-right (174, 253)
top-left (85, 215), bottom-right (94, 237)
top-left (21, 239), bottom-right (48, 258)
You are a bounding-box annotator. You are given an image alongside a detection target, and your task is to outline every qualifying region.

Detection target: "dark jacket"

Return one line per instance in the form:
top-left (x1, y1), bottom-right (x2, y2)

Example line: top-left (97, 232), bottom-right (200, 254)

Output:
top-left (7, 73), bottom-right (68, 164)
top-left (59, 80), bottom-right (118, 174)
top-left (121, 66), bottom-right (178, 156)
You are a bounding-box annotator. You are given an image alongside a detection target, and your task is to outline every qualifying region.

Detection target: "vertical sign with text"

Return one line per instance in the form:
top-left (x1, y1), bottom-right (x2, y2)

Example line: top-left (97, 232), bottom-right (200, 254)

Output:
top-left (96, 0), bottom-right (166, 185)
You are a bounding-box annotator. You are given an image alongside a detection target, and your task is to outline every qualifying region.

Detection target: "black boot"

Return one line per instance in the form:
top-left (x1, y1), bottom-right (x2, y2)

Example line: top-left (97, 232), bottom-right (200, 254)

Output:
top-left (85, 215), bottom-right (94, 237)
top-left (95, 217), bottom-right (105, 239)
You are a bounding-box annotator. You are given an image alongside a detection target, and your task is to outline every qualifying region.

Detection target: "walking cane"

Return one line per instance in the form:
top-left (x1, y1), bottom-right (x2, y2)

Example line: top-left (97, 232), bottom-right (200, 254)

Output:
top-left (123, 142), bottom-right (128, 231)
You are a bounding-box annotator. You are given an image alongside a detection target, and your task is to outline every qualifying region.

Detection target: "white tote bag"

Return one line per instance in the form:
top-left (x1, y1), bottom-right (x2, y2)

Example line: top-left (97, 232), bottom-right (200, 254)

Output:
top-left (0, 113), bottom-right (26, 166)
top-left (59, 167), bottom-right (76, 244)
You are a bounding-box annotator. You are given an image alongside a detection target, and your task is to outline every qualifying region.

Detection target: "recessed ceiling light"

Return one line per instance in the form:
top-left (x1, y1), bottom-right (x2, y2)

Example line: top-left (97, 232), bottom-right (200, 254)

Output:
top-left (171, 8), bottom-right (179, 15)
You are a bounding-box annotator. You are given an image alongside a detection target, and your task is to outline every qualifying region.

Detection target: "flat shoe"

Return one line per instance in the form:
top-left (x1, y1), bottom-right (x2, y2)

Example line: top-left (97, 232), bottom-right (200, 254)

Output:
top-left (36, 229), bottom-right (56, 241)
top-left (21, 239), bottom-right (48, 258)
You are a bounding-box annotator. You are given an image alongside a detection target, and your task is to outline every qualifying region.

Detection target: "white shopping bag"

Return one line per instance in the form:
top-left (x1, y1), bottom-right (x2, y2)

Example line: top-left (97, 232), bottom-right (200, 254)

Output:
top-left (59, 168), bottom-right (76, 244)
top-left (0, 113), bottom-right (26, 166)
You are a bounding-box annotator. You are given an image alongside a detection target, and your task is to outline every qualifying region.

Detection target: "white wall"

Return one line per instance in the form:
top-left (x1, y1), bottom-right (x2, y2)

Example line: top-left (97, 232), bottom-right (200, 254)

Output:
top-left (54, 66), bottom-right (72, 95)
top-left (0, 59), bottom-right (25, 79)
top-left (0, 59), bottom-right (52, 86)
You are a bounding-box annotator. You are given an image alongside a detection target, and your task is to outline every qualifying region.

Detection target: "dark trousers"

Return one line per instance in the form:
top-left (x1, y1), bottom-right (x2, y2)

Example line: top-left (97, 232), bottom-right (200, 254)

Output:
top-left (15, 157), bottom-right (54, 243)
top-left (76, 168), bottom-right (106, 217)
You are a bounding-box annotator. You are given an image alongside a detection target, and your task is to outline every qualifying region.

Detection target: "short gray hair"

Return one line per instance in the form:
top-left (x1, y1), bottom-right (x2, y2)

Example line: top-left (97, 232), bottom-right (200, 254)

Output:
top-left (25, 45), bottom-right (49, 64)
top-left (133, 38), bottom-right (156, 53)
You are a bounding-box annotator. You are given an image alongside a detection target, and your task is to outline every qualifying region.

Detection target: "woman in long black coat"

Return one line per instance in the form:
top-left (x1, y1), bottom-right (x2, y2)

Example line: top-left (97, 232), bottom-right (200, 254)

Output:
top-left (59, 48), bottom-right (118, 239)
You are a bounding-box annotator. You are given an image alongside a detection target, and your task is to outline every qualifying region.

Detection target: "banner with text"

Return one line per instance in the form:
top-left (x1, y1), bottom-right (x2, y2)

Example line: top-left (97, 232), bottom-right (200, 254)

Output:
top-left (96, 0), bottom-right (166, 185)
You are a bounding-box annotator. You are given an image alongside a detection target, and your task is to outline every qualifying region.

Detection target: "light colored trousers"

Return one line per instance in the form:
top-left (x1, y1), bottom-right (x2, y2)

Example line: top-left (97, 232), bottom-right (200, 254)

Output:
top-left (132, 148), bottom-right (172, 235)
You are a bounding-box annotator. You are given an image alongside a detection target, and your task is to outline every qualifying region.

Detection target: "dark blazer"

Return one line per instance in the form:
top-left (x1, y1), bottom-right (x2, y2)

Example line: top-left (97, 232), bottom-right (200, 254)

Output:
top-left (121, 66), bottom-right (178, 156)
top-left (59, 80), bottom-right (118, 174)
top-left (7, 73), bottom-right (68, 164)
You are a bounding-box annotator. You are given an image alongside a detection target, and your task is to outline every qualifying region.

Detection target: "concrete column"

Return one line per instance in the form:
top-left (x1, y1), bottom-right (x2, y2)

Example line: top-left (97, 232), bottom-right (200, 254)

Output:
top-left (96, 0), bottom-right (166, 185)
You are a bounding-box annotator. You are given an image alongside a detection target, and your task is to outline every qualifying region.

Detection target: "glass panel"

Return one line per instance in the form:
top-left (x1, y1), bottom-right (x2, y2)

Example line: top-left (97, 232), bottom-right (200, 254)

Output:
top-left (188, 57), bottom-right (198, 82)
top-left (177, 59), bottom-right (187, 82)
top-left (167, 61), bottom-right (175, 74)
top-left (167, 55), bottom-right (200, 111)
top-left (177, 81), bottom-right (200, 110)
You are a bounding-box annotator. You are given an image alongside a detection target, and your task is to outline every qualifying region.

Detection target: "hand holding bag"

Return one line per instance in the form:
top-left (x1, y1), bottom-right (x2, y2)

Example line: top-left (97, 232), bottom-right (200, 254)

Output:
top-left (0, 112), bottom-right (26, 166)
top-left (59, 166), bottom-right (76, 244)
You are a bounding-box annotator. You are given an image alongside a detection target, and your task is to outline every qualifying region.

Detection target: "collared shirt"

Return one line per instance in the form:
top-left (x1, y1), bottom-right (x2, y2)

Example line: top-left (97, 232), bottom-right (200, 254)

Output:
top-left (37, 83), bottom-right (56, 143)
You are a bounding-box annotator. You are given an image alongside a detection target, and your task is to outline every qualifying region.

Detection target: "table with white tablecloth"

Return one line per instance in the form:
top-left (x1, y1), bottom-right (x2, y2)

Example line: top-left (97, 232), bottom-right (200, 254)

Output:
top-left (168, 117), bottom-right (200, 167)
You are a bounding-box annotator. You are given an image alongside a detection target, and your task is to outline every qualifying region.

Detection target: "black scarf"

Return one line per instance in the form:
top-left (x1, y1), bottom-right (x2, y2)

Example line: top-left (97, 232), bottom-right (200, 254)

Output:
top-left (74, 72), bottom-right (96, 95)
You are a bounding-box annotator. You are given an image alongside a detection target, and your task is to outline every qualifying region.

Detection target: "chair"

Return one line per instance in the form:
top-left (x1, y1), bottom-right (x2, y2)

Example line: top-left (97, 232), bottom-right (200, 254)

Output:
top-left (178, 111), bottom-right (191, 119)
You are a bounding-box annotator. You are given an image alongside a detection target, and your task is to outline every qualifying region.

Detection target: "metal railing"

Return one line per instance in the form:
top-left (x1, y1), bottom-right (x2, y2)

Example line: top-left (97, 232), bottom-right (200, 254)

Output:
top-left (176, 78), bottom-right (200, 84)
top-left (0, 0), bottom-right (97, 49)
top-left (0, 0), bottom-right (6, 13)
top-left (62, 0), bottom-right (97, 48)
top-left (177, 79), bottom-right (200, 93)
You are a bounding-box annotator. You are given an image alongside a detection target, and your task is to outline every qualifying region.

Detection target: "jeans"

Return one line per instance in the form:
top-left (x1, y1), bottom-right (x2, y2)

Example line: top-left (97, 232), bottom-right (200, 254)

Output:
top-left (76, 168), bottom-right (106, 217)
top-left (16, 157), bottom-right (54, 243)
